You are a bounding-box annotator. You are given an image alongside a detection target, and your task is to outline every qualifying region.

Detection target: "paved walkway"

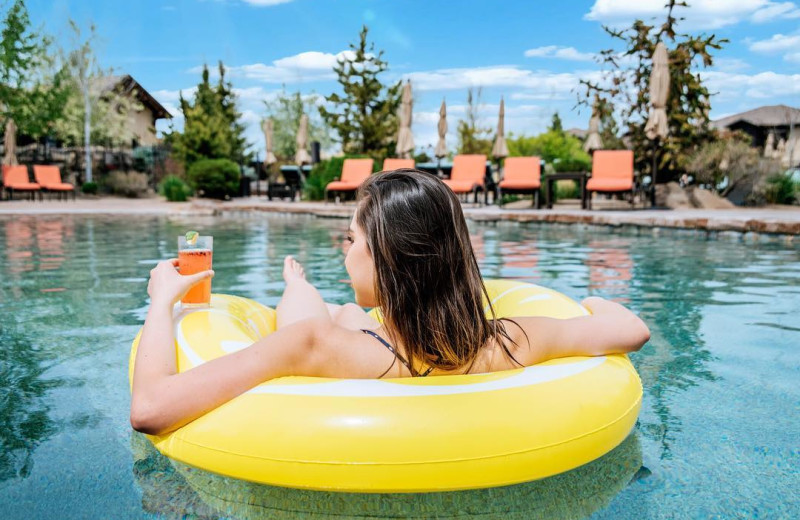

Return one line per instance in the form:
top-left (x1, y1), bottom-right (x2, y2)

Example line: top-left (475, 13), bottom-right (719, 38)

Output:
top-left (2, 196), bottom-right (799, 236)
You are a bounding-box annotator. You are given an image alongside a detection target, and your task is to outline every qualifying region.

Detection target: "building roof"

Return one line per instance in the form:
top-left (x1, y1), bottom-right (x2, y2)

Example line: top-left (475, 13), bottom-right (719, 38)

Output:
top-left (712, 104), bottom-right (800, 130)
top-left (566, 127), bottom-right (587, 139)
top-left (98, 75), bottom-right (172, 120)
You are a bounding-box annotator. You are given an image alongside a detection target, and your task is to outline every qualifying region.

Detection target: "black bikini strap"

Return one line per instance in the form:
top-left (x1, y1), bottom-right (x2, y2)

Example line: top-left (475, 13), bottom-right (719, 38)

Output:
top-left (361, 329), bottom-right (433, 377)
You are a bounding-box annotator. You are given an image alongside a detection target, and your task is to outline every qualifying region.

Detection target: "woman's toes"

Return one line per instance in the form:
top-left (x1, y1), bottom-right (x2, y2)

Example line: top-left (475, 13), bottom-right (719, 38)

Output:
top-left (283, 255), bottom-right (306, 282)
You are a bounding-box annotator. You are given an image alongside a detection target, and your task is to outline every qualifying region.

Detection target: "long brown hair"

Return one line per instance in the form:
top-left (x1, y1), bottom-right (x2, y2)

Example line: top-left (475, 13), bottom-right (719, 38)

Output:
top-left (356, 169), bottom-right (520, 375)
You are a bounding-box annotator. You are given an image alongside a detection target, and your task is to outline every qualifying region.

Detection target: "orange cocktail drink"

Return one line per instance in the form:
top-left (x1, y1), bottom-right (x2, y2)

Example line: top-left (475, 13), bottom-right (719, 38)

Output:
top-left (178, 234), bottom-right (213, 306)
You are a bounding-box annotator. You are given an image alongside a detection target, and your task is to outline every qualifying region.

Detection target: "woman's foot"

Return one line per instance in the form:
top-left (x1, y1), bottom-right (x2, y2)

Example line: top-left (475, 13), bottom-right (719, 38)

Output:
top-left (283, 255), bottom-right (306, 284)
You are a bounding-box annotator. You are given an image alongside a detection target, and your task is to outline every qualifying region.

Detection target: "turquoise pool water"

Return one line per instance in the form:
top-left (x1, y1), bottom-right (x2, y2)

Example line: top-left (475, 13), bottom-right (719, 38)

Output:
top-left (0, 213), bottom-right (798, 519)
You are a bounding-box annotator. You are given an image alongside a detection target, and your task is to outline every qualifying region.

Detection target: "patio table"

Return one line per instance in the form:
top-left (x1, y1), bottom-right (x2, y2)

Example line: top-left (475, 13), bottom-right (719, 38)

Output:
top-left (545, 171), bottom-right (588, 209)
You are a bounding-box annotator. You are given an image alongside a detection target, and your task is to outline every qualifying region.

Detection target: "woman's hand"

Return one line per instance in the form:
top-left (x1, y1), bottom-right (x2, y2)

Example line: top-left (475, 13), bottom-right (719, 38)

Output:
top-left (147, 259), bottom-right (214, 308)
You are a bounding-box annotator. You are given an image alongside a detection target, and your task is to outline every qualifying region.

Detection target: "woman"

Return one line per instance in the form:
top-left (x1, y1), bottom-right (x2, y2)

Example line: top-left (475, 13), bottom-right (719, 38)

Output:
top-left (131, 170), bottom-right (650, 435)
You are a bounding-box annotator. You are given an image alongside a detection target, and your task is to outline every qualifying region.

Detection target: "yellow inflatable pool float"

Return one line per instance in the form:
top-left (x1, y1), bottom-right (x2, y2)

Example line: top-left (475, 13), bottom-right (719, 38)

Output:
top-left (129, 280), bottom-right (642, 493)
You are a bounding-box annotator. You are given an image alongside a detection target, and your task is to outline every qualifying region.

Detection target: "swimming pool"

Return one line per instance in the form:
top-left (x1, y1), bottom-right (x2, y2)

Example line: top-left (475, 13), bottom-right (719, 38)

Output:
top-left (0, 213), bottom-right (798, 519)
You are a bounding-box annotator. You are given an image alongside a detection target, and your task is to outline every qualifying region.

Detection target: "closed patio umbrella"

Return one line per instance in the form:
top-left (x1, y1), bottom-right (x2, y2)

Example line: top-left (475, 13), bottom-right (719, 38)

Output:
top-left (491, 97), bottom-right (509, 160)
top-left (395, 81), bottom-right (414, 159)
top-left (776, 137), bottom-right (787, 164)
top-left (645, 42), bottom-right (670, 206)
top-left (261, 118), bottom-right (277, 166)
top-left (295, 114), bottom-right (311, 165)
top-left (3, 118), bottom-right (18, 166)
top-left (764, 132), bottom-right (775, 158)
top-left (434, 99), bottom-right (448, 159)
top-left (583, 111), bottom-right (603, 153)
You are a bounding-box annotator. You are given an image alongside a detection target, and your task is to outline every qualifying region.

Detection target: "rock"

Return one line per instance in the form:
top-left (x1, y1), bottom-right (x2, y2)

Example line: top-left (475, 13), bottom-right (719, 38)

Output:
top-left (655, 182), bottom-right (692, 209)
top-left (688, 187), bottom-right (736, 209)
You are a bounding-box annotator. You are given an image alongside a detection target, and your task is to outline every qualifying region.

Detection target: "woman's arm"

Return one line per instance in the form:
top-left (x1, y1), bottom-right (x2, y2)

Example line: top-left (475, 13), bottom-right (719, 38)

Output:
top-left (130, 260), bottom-right (361, 436)
top-left (510, 297), bottom-right (650, 366)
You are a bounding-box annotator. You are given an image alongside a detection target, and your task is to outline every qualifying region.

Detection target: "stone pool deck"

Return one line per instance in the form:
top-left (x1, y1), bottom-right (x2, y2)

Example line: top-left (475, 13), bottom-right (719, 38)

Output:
top-left (2, 196), bottom-right (799, 236)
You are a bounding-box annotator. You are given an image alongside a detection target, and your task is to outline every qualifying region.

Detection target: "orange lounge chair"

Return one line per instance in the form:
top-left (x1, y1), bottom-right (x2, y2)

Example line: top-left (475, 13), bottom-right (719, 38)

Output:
top-left (381, 158), bottom-right (415, 171)
top-left (498, 157), bottom-right (542, 208)
top-left (586, 150), bottom-right (635, 209)
top-left (442, 154), bottom-right (487, 204)
top-left (325, 158), bottom-right (374, 202)
top-left (33, 165), bottom-right (76, 201)
top-left (2, 165), bottom-right (41, 201)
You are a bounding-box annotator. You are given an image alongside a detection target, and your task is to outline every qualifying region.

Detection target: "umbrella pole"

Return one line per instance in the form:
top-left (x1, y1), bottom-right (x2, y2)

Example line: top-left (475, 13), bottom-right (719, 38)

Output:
top-left (650, 140), bottom-right (658, 208)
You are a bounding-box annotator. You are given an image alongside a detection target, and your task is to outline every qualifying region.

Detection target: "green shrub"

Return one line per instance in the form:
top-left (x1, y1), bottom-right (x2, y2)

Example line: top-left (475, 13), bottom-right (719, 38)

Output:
top-left (507, 130), bottom-right (592, 171)
top-left (553, 157), bottom-right (591, 172)
top-left (499, 194), bottom-right (521, 205)
top-left (305, 157), bottom-right (345, 201)
top-left (106, 170), bottom-right (149, 197)
top-left (187, 158), bottom-right (240, 199)
top-left (764, 173), bottom-right (798, 205)
top-left (81, 181), bottom-right (98, 195)
top-left (554, 180), bottom-right (580, 200)
top-left (159, 175), bottom-right (193, 202)
top-left (687, 133), bottom-right (782, 203)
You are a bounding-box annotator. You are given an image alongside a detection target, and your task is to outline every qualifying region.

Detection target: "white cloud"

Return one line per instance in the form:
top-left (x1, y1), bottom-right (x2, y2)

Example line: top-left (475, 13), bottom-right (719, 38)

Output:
top-left (190, 50), bottom-right (353, 84)
top-left (403, 66), bottom-right (601, 96)
top-left (524, 45), bottom-right (595, 62)
top-left (240, 109), bottom-right (262, 125)
top-left (712, 57), bottom-right (751, 72)
top-left (748, 33), bottom-right (800, 52)
top-left (748, 33), bottom-right (800, 62)
top-left (233, 86), bottom-right (272, 102)
top-left (750, 1), bottom-right (800, 21)
top-left (786, 52), bottom-right (800, 62)
top-left (702, 70), bottom-right (800, 99)
top-left (510, 92), bottom-right (570, 101)
top-left (586, 0), bottom-right (800, 29)
top-left (152, 87), bottom-right (196, 104)
top-left (272, 50), bottom-right (354, 70)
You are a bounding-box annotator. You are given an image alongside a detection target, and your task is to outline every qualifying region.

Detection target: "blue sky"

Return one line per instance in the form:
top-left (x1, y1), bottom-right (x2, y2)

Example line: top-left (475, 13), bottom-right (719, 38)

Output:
top-left (28, 0), bottom-right (800, 158)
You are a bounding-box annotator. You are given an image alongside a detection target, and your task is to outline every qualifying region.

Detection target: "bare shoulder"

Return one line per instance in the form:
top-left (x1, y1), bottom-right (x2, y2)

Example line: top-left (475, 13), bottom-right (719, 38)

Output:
top-left (307, 321), bottom-right (402, 379)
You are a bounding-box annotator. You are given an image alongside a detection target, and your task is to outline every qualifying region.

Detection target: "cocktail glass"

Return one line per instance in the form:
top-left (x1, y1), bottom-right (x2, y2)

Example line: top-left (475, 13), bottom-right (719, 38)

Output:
top-left (178, 235), bottom-right (213, 307)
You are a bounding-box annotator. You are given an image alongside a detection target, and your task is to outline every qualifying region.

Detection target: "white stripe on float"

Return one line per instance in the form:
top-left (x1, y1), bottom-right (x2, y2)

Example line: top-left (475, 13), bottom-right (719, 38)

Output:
top-left (518, 294), bottom-right (553, 304)
top-left (247, 357), bottom-right (606, 398)
top-left (175, 321), bottom-right (206, 367)
top-left (175, 307), bottom-right (255, 367)
top-left (483, 283), bottom-right (541, 313)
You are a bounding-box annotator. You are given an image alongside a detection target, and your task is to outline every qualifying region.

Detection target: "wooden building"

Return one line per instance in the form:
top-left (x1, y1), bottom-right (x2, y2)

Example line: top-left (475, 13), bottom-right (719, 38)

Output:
top-left (97, 75), bottom-right (172, 147)
top-left (712, 105), bottom-right (800, 167)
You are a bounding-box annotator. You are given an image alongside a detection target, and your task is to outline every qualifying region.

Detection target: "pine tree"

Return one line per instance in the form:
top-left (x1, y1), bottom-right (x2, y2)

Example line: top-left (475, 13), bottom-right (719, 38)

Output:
top-left (215, 62), bottom-right (249, 163)
top-left (319, 26), bottom-right (401, 158)
top-left (169, 62), bottom-right (250, 166)
top-left (549, 112), bottom-right (564, 134)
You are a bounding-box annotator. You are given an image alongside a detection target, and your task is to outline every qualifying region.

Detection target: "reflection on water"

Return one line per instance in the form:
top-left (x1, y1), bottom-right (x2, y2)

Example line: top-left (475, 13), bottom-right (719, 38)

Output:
top-left (627, 235), bottom-right (719, 461)
top-left (0, 215), bottom-right (798, 519)
top-left (0, 321), bottom-right (63, 482)
top-left (131, 431), bottom-right (642, 520)
top-left (586, 239), bottom-right (632, 303)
